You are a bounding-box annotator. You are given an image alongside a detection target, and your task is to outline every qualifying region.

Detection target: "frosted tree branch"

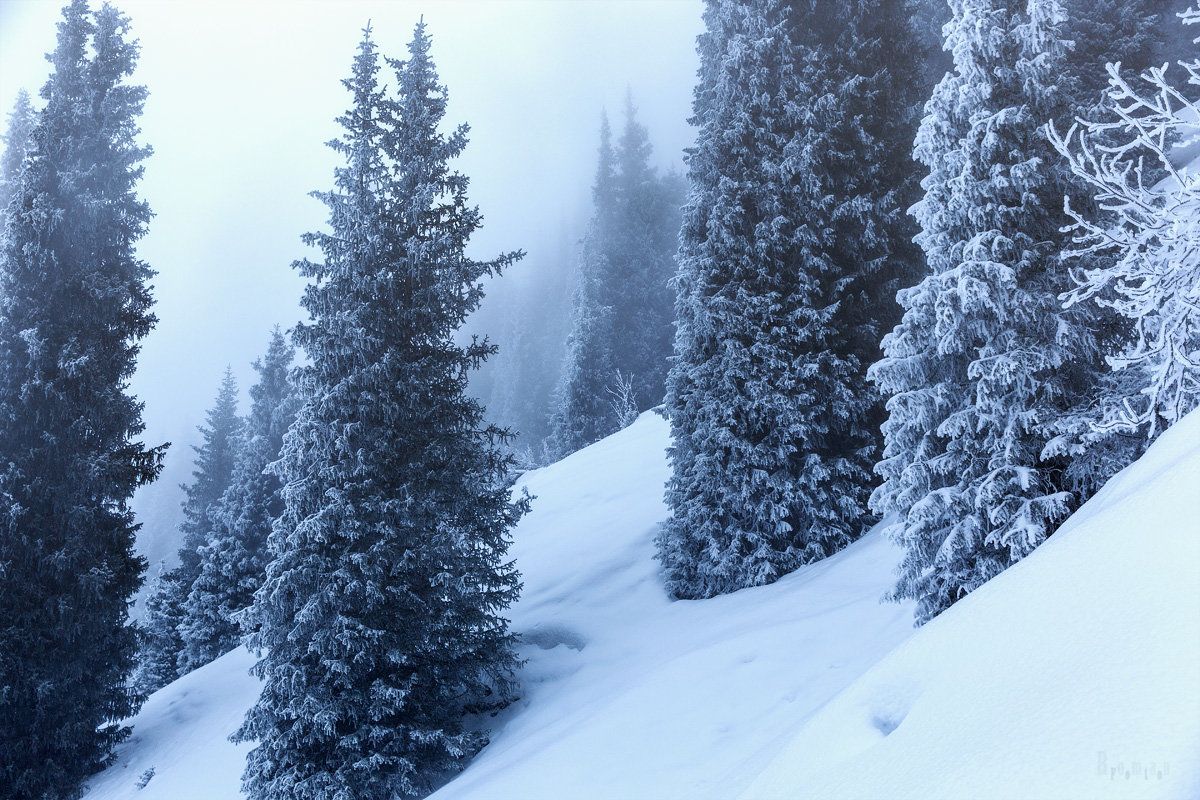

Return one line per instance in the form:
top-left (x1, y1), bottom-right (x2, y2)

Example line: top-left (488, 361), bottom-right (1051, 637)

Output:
top-left (1048, 9), bottom-right (1200, 435)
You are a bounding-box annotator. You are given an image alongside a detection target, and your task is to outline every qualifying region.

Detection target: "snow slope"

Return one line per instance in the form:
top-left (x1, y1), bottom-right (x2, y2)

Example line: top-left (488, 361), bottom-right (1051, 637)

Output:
top-left (82, 648), bottom-right (259, 799)
top-left (742, 410), bottom-right (1200, 800)
top-left (84, 411), bottom-right (915, 799)
top-left (84, 409), bottom-right (1200, 799)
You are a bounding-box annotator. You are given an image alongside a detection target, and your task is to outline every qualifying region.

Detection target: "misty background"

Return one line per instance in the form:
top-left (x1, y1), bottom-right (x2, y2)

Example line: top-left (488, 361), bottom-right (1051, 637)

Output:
top-left (0, 0), bottom-right (702, 586)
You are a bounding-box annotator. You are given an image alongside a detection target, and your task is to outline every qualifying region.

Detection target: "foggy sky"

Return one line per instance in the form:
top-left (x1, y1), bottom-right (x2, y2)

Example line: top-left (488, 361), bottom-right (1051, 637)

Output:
top-left (0, 0), bottom-right (703, 572)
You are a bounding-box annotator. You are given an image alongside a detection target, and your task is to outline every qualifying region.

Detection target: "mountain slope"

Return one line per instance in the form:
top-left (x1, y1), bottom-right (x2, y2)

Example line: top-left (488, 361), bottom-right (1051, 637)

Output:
top-left (742, 409), bottom-right (1200, 800)
top-left (431, 413), bottom-right (914, 800)
top-left (83, 409), bottom-right (1200, 799)
top-left (84, 411), bottom-right (916, 799)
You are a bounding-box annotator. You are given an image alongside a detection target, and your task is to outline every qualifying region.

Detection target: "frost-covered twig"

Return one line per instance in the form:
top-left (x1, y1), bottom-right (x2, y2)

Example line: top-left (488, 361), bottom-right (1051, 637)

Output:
top-left (1048, 9), bottom-right (1200, 435)
top-left (606, 369), bottom-right (639, 430)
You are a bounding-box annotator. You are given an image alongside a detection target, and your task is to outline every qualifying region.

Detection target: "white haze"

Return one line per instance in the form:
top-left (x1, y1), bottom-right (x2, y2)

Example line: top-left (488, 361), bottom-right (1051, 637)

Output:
top-left (0, 0), bottom-right (702, 579)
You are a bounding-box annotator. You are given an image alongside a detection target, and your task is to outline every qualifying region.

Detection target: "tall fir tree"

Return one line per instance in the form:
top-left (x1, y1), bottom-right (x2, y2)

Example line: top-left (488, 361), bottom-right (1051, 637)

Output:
top-left (236, 24), bottom-right (528, 799)
top-left (610, 93), bottom-right (685, 411)
top-left (549, 114), bottom-right (621, 456)
top-left (869, 0), bottom-right (1102, 625)
top-left (178, 366), bottom-right (244, 572)
top-left (134, 367), bottom-right (242, 691)
top-left (550, 102), bottom-right (684, 458)
top-left (178, 329), bottom-right (298, 672)
top-left (800, 0), bottom-right (929, 419)
top-left (657, 0), bottom-right (926, 600)
top-left (0, 2), bottom-right (164, 796)
top-left (0, 89), bottom-right (37, 219)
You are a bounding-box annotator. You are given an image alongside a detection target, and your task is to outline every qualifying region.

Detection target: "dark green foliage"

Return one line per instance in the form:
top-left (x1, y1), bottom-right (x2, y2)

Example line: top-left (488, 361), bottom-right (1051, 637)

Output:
top-left (659, 0), bottom-right (928, 599)
top-left (0, 2), bottom-right (163, 796)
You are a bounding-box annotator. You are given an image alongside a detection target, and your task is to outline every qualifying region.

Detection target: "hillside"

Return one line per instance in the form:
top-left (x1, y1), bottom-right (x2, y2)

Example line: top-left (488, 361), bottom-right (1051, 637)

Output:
top-left (742, 409), bottom-right (1200, 800)
top-left (84, 410), bottom-right (1200, 799)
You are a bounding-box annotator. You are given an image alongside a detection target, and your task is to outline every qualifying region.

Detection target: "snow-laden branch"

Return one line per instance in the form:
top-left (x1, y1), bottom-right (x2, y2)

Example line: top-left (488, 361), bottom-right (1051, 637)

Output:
top-left (1048, 9), bottom-right (1200, 436)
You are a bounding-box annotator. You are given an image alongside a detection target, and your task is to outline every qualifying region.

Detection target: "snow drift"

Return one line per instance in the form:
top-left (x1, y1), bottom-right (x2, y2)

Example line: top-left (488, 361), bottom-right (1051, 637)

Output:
top-left (84, 410), bottom-right (1200, 799)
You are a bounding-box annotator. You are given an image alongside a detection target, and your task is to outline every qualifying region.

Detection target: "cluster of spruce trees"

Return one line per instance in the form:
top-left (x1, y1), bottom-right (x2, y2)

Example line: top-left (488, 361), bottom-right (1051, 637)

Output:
top-left (659, 0), bottom-right (1191, 622)
top-left (472, 96), bottom-right (685, 466)
top-left (2, 0), bottom-right (1198, 798)
top-left (135, 332), bottom-right (298, 694)
top-left (0, 5), bottom-right (528, 799)
top-left (547, 99), bottom-right (686, 458)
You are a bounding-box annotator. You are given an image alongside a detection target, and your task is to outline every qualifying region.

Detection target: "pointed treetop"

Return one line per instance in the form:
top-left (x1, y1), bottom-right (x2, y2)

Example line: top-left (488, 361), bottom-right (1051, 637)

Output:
top-left (43, 0), bottom-right (92, 106)
top-left (617, 89), bottom-right (652, 181)
top-left (594, 108), bottom-right (616, 213)
top-left (1, 89), bottom-right (38, 211)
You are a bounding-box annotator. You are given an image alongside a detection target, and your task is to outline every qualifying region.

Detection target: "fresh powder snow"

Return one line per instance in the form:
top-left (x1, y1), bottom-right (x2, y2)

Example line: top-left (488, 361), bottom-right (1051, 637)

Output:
top-left (83, 409), bottom-right (1200, 799)
top-left (742, 409), bottom-right (1200, 800)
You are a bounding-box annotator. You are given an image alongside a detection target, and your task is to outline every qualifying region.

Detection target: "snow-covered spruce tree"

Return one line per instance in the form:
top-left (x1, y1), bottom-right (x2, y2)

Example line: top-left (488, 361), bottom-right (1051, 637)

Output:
top-left (1063, 0), bottom-right (1172, 118)
top-left (610, 94), bottom-right (686, 411)
top-left (869, 0), bottom-right (1101, 625)
top-left (134, 367), bottom-right (242, 691)
top-left (1049, 9), bottom-right (1200, 450)
top-left (550, 103), bottom-right (684, 458)
top-left (0, 89), bottom-right (37, 218)
top-left (658, 0), bottom-right (925, 600)
top-left (0, 2), bottom-right (164, 796)
top-left (549, 113), bottom-right (621, 456)
top-left (236, 25), bottom-right (528, 799)
top-left (178, 367), bottom-right (244, 570)
top-left (178, 329), bottom-right (298, 672)
top-left (549, 227), bottom-right (619, 456)
top-left (132, 566), bottom-right (188, 695)
top-left (786, 0), bottom-right (930, 462)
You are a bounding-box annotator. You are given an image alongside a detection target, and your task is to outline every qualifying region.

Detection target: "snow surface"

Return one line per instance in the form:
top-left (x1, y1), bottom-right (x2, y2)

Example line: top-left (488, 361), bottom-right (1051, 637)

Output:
top-left (84, 409), bottom-right (1200, 799)
top-left (742, 410), bottom-right (1200, 800)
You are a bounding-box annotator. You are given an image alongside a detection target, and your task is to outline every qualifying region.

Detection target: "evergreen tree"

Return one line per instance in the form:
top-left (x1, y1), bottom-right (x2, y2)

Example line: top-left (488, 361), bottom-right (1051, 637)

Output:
top-left (134, 368), bottom-right (242, 691)
top-left (806, 0), bottom-right (929, 405)
top-left (0, 89), bottom-right (37, 218)
top-left (178, 366), bottom-right (244, 573)
top-left (869, 0), bottom-right (1100, 625)
top-left (1063, 0), bottom-right (1172, 115)
top-left (610, 94), bottom-right (684, 410)
top-left (0, 2), bottom-right (164, 796)
top-left (549, 226), bottom-right (619, 456)
top-left (657, 0), bottom-right (926, 600)
top-left (133, 566), bottom-right (188, 695)
top-left (549, 114), bottom-right (621, 455)
top-left (178, 329), bottom-right (298, 672)
top-left (236, 24), bottom-right (528, 799)
top-left (550, 102), bottom-right (684, 458)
